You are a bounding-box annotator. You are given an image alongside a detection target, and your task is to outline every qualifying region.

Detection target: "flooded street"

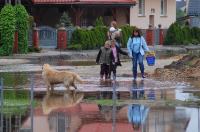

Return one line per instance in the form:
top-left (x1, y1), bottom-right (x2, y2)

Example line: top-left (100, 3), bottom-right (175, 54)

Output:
top-left (0, 58), bottom-right (200, 132)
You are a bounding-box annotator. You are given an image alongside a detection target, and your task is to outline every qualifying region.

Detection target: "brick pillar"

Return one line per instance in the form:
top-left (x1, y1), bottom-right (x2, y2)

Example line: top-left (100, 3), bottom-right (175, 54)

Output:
top-left (159, 29), bottom-right (164, 45)
top-left (146, 29), bottom-right (154, 46)
top-left (57, 24), bottom-right (67, 49)
top-left (33, 23), bottom-right (39, 49)
top-left (13, 31), bottom-right (18, 53)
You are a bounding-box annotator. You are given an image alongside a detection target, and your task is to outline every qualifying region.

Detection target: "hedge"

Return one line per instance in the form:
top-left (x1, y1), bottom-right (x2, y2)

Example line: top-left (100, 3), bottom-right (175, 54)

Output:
top-left (15, 4), bottom-right (29, 54)
top-left (71, 25), bottom-right (136, 50)
top-left (164, 23), bottom-right (200, 45)
top-left (0, 4), bottom-right (16, 56)
top-left (71, 26), bottom-right (108, 50)
top-left (120, 25), bottom-right (136, 47)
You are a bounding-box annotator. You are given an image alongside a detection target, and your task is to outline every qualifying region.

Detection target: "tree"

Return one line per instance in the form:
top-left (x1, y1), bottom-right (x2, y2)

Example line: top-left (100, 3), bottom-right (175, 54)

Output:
top-left (59, 12), bottom-right (72, 27)
top-left (0, 4), bottom-right (16, 56)
top-left (15, 4), bottom-right (29, 54)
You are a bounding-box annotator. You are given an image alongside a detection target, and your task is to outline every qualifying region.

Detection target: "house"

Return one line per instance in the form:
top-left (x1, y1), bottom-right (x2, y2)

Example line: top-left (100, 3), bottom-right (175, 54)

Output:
top-left (177, 0), bottom-right (186, 11)
top-left (187, 0), bottom-right (200, 27)
top-left (26, 0), bottom-right (136, 27)
top-left (1, 0), bottom-right (176, 29)
top-left (130, 0), bottom-right (176, 29)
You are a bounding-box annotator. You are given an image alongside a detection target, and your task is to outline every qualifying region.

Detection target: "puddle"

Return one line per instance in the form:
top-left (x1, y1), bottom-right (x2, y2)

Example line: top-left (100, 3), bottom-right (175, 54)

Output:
top-left (0, 71), bottom-right (200, 132)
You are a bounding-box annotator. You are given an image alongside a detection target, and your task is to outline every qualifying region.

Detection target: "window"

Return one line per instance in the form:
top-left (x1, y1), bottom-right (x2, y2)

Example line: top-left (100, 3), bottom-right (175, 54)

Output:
top-left (138, 0), bottom-right (145, 16)
top-left (161, 0), bottom-right (167, 16)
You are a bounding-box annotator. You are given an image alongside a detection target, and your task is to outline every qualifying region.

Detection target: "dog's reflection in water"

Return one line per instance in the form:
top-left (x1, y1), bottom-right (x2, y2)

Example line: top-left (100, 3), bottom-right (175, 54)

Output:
top-left (42, 91), bottom-right (84, 115)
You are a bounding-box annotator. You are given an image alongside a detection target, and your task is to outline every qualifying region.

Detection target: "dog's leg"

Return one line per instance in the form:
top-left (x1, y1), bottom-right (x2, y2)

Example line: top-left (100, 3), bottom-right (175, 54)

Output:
top-left (50, 84), bottom-right (54, 93)
top-left (64, 80), bottom-right (70, 92)
top-left (72, 83), bottom-right (77, 89)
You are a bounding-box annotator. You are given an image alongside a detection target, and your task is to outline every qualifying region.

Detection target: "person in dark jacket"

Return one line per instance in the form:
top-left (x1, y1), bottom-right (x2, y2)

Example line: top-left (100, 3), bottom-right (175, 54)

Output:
top-left (109, 39), bottom-right (128, 80)
top-left (96, 40), bottom-right (114, 81)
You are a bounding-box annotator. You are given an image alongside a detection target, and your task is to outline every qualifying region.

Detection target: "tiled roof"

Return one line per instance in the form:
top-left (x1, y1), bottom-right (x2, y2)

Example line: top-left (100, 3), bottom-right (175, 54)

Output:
top-left (188, 0), bottom-right (200, 16)
top-left (31, 0), bottom-right (136, 5)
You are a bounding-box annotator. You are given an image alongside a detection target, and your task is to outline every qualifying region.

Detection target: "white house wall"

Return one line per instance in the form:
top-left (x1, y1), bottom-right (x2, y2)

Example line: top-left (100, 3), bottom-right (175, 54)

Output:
top-left (130, 0), bottom-right (176, 29)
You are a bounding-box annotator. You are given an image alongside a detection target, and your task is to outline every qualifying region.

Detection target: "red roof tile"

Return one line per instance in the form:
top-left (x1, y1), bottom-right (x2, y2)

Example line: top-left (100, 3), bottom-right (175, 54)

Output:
top-left (32, 0), bottom-right (136, 5)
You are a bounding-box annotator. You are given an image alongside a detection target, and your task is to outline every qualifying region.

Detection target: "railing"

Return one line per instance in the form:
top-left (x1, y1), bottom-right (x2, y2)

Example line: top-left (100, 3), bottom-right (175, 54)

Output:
top-left (0, 77), bottom-right (34, 132)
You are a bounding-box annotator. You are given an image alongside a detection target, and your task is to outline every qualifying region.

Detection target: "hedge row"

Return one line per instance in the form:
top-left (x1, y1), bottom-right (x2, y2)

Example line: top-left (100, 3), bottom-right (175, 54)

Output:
top-left (71, 26), bottom-right (108, 50)
top-left (70, 25), bottom-right (136, 50)
top-left (15, 4), bottom-right (29, 54)
top-left (0, 4), bottom-right (29, 56)
top-left (0, 4), bottom-right (16, 56)
top-left (164, 23), bottom-right (200, 45)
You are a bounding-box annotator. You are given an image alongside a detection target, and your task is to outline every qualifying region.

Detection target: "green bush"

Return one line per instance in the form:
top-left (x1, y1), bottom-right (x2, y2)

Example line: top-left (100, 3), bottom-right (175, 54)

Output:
top-left (95, 16), bottom-right (104, 27)
top-left (164, 23), bottom-right (200, 45)
top-left (59, 12), bottom-right (72, 27)
top-left (0, 4), bottom-right (16, 56)
top-left (120, 25), bottom-right (136, 47)
top-left (70, 25), bottom-right (138, 50)
top-left (164, 23), bottom-right (184, 45)
top-left (67, 44), bottom-right (82, 50)
top-left (191, 27), bottom-right (200, 43)
top-left (182, 26), bottom-right (192, 44)
top-left (71, 26), bottom-right (108, 50)
top-left (15, 4), bottom-right (29, 54)
top-left (28, 46), bottom-right (41, 53)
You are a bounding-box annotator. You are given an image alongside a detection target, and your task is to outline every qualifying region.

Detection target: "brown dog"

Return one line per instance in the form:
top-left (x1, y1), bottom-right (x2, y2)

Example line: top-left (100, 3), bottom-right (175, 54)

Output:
top-left (42, 64), bottom-right (83, 92)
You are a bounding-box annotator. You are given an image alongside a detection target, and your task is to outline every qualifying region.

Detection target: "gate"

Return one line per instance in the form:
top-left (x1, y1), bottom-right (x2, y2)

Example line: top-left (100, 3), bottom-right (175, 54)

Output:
top-left (66, 26), bottom-right (75, 45)
top-left (154, 29), bottom-right (160, 45)
top-left (38, 26), bottom-right (57, 48)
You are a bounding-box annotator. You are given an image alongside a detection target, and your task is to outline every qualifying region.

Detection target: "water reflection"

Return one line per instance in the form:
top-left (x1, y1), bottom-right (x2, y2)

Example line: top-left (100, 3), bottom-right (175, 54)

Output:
top-left (42, 92), bottom-right (84, 115)
top-left (131, 80), bottom-right (145, 99)
top-left (127, 104), bottom-right (149, 130)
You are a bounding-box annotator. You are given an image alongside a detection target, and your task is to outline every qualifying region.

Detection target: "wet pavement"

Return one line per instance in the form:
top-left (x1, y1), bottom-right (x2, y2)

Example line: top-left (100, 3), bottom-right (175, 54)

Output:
top-left (0, 58), bottom-right (200, 132)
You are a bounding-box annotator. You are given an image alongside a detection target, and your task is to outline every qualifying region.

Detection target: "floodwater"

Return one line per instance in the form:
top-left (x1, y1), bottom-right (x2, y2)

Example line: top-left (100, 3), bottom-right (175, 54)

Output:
top-left (0, 63), bottom-right (200, 132)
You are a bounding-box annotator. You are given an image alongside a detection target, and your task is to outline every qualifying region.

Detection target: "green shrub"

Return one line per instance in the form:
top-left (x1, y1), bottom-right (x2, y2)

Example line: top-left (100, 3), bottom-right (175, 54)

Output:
top-left (28, 46), bottom-right (41, 53)
top-left (164, 23), bottom-right (200, 45)
top-left (0, 4), bottom-right (16, 56)
top-left (182, 26), bottom-right (192, 43)
top-left (191, 27), bottom-right (200, 43)
top-left (59, 12), bottom-right (72, 27)
top-left (95, 16), bottom-right (104, 27)
top-left (71, 26), bottom-right (108, 50)
top-left (120, 25), bottom-right (136, 47)
top-left (164, 23), bottom-right (184, 45)
top-left (67, 44), bottom-right (82, 50)
top-left (191, 39), bottom-right (199, 45)
top-left (28, 15), bottom-right (34, 29)
top-left (70, 25), bottom-right (138, 49)
top-left (15, 4), bottom-right (29, 54)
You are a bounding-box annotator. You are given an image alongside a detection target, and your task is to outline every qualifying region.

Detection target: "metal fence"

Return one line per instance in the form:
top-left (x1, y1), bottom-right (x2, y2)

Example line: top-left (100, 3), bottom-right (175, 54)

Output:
top-left (0, 77), bottom-right (34, 132)
top-left (28, 26), bottom-right (76, 48)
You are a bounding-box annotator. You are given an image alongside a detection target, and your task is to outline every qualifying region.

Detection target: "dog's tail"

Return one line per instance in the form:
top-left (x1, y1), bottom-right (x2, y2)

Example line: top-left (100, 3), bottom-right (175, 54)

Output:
top-left (75, 74), bottom-right (83, 83)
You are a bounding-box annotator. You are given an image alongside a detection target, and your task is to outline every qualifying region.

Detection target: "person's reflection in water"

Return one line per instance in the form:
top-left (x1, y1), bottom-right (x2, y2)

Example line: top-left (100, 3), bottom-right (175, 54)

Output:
top-left (131, 80), bottom-right (145, 99)
top-left (127, 104), bottom-right (149, 130)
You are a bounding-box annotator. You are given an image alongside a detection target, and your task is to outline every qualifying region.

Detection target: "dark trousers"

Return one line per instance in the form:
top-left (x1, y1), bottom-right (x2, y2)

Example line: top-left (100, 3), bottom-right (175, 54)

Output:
top-left (100, 64), bottom-right (109, 79)
top-left (132, 53), bottom-right (144, 79)
top-left (109, 63), bottom-right (117, 79)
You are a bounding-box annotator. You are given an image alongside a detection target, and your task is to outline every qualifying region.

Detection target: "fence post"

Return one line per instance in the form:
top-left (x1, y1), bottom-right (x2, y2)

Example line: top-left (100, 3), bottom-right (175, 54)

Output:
top-left (146, 25), bottom-right (154, 46)
top-left (57, 23), bottom-right (67, 50)
top-left (30, 75), bottom-right (34, 132)
top-left (158, 25), bottom-right (164, 45)
top-left (33, 23), bottom-right (39, 49)
top-left (112, 79), bottom-right (116, 132)
top-left (0, 78), bottom-right (3, 132)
